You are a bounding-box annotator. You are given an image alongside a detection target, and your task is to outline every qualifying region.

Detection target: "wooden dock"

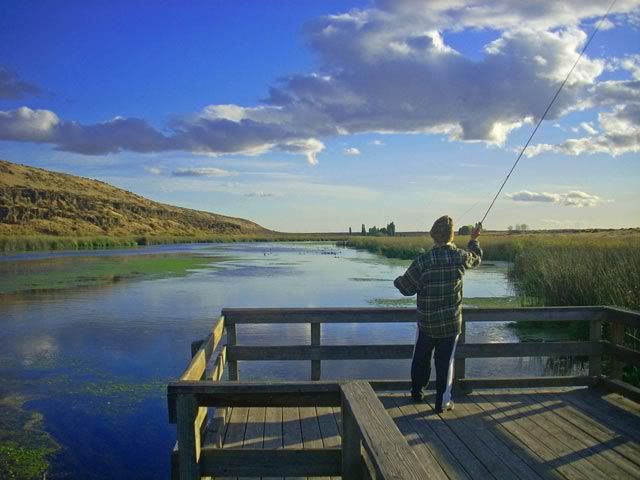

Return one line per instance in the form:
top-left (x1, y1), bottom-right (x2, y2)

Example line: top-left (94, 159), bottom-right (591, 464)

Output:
top-left (168, 306), bottom-right (640, 479)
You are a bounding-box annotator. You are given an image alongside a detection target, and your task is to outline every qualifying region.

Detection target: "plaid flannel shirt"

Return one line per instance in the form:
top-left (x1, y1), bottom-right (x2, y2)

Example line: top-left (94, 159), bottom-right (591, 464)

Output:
top-left (394, 240), bottom-right (482, 338)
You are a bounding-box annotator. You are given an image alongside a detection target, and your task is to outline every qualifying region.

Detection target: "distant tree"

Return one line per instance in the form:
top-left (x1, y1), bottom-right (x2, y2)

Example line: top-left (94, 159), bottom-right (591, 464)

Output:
top-left (508, 225), bottom-right (514, 233)
top-left (349, 227), bottom-right (352, 235)
top-left (380, 227), bottom-right (387, 235)
top-left (368, 226), bottom-right (379, 235)
top-left (387, 221), bottom-right (396, 236)
top-left (458, 225), bottom-right (473, 235)
top-left (361, 224), bottom-right (366, 235)
top-left (520, 223), bottom-right (529, 231)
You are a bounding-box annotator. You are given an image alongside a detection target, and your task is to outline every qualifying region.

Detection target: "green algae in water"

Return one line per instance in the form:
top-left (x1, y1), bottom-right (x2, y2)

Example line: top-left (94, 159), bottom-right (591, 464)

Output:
top-left (0, 396), bottom-right (59, 480)
top-left (0, 253), bottom-right (223, 295)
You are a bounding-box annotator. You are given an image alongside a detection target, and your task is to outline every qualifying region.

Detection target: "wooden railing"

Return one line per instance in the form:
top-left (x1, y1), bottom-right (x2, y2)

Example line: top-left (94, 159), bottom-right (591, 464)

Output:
top-left (168, 305), bottom-right (640, 479)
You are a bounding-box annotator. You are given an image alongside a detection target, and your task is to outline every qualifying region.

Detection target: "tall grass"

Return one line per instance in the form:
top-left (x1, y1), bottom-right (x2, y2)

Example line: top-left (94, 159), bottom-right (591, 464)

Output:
top-left (344, 233), bottom-right (527, 261)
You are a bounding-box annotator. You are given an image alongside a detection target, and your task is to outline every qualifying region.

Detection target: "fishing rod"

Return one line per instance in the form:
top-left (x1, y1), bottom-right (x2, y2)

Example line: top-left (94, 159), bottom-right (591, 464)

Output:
top-left (473, 0), bottom-right (617, 229)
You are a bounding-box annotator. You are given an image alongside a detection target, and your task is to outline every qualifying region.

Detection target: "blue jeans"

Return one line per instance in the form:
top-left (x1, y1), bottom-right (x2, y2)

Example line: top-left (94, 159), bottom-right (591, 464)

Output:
top-left (411, 328), bottom-right (459, 408)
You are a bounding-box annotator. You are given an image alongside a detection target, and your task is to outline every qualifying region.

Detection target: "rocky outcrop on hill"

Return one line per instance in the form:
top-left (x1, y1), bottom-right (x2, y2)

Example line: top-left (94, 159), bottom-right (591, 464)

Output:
top-left (0, 160), bottom-right (268, 237)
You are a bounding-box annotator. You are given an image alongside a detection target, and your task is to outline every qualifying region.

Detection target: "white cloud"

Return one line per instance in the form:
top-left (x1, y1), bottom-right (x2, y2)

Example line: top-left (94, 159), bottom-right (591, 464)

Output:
top-left (580, 122), bottom-right (598, 135)
top-left (0, 1), bottom-right (638, 162)
top-left (145, 166), bottom-right (162, 175)
top-left (172, 167), bottom-right (237, 177)
top-left (243, 191), bottom-right (280, 198)
top-left (344, 147), bottom-right (361, 155)
top-left (371, 139), bottom-right (385, 146)
top-left (506, 190), bottom-right (604, 207)
top-left (528, 104), bottom-right (640, 157)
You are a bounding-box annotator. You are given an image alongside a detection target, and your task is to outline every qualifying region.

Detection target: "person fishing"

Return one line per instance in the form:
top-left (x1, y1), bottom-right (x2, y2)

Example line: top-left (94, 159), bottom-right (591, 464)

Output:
top-left (394, 216), bottom-right (482, 413)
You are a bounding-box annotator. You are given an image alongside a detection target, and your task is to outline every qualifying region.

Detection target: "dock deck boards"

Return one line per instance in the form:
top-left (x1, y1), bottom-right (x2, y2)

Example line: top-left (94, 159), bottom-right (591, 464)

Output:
top-left (213, 387), bottom-right (640, 479)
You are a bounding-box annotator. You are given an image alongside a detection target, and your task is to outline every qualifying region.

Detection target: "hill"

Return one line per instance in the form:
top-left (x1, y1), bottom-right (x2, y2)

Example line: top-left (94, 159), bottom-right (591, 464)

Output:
top-left (0, 159), bottom-right (269, 237)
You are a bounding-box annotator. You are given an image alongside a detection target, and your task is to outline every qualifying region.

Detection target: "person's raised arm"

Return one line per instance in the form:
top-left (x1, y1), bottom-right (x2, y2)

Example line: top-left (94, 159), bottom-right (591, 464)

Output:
top-left (463, 222), bottom-right (482, 269)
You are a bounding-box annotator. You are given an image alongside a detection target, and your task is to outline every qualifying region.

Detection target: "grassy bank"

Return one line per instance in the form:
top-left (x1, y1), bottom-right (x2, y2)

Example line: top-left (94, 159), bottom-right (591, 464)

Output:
top-left (0, 233), bottom-right (350, 253)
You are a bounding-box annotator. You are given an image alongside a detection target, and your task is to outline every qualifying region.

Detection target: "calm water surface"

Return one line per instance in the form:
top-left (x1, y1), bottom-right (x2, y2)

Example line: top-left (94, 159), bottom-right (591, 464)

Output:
top-left (0, 242), bottom-right (582, 479)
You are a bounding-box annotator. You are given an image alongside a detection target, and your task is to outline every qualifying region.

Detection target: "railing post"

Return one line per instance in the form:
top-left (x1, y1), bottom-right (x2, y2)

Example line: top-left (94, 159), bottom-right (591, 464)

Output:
top-left (311, 322), bottom-right (321, 381)
top-left (176, 394), bottom-right (200, 480)
top-left (610, 320), bottom-right (625, 381)
top-left (227, 323), bottom-right (238, 381)
top-left (589, 317), bottom-right (602, 382)
top-left (455, 322), bottom-right (470, 393)
top-left (341, 392), bottom-right (362, 480)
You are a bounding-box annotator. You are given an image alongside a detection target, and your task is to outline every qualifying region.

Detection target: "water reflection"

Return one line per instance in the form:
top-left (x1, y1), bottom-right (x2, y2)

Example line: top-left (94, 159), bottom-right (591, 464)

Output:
top-left (0, 242), bottom-right (584, 479)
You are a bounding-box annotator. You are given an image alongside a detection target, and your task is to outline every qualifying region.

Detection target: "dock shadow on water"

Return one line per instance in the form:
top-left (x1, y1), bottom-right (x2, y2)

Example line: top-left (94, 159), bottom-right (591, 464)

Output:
top-left (0, 242), bottom-right (585, 479)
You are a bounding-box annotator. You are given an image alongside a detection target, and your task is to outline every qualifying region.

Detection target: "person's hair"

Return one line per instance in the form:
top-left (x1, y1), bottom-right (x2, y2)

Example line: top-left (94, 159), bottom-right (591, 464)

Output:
top-left (430, 215), bottom-right (454, 244)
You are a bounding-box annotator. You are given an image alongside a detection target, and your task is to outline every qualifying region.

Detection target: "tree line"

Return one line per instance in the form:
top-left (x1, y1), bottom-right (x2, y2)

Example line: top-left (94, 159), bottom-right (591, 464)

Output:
top-left (349, 222), bottom-right (396, 236)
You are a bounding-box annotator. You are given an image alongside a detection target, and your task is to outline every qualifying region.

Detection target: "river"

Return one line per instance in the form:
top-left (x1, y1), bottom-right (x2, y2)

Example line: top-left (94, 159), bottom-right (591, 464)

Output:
top-left (0, 242), bottom-right (585, 479)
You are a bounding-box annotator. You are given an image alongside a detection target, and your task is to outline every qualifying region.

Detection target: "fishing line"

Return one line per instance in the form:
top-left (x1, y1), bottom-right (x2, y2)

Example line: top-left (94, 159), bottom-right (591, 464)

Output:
top-left (478, 0), bottom-right (617, 226)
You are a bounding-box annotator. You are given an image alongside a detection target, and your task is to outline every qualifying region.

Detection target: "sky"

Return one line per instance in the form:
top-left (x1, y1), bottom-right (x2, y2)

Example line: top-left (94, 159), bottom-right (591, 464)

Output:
top-left (0, 0), bottom-right (639, 232)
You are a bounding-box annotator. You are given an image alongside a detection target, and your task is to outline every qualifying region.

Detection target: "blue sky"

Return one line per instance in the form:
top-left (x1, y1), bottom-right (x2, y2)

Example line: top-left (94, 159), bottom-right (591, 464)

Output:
top-left (1, 0), bottom-right (639, 232)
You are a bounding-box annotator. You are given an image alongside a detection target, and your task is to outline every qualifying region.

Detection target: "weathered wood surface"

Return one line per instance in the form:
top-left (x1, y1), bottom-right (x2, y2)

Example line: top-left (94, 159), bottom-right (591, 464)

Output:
top-left (341, 381), bottom-right (433, 479)
top-left (168, 381), bottom-right (342, 408)
top-left (226, 341), bottom-right (601, 362)
top-left (221, 306), bottom-right (606, 324)
top-left (606, 306), bottom-right (640, 328)
top-left (175, 387), bottom-right (640, 479)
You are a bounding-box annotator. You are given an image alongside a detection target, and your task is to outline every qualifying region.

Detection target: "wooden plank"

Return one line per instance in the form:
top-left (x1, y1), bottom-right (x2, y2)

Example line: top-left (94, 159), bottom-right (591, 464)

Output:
top-left (168, 380), bottom-right (342, 407)
top-left (589, 319), bottom-right (602, 378)
top-left (282, 407), bottom-right (305, 480)
top-left (602, 378), bottom-right (640, 404)
top-left (390, 394), bottom-right (471, 480)
top-left (521, 389), bottom-right (640, 479)
top-left (227, 341), bottom-right (600, 362)
top-left (603, 342), bottom-right (640, 364)
top-left (494, 390), bottom-right (620, 479)
top-left (459, 376), bottom-right (595, 389)
top-left (311, 323), bottom-right (321, 381)
top-left (180, 315), bottom-right (225, 381)
top-left (222, 306), bottom-right (606, 325)
top-left (199, 448), bottom-right (341, 477)
top-left (263, 407), bottom-right (284, 480)
top-left (237, 407), bottom-right (266, 480)
top-left (437, 394), bottom-right (529, 480)
top-left (408, 393), bottom-right (494, 480)
top-left (226, 323), bottom-right (238, 381)
top-left (224, 406), bottom-right (249, 449)
top-left (316, 406), bottom-right (341, 480)
top-left (282, 407), bottom-right (303, 449)
top-left (379, 394), bottom-right (449, 480)
top-left (532, 389), bottom-right (640, 468)
top-left (299, 406), bottom-right (326, 480)
top-left (610, 322), bottom-right (626, 380)
top-left (453, 396), bottom-right (549, 480)
top-left (464, 393), bottom-right (563, 480)
top-left (210, 346), bottom-right (227, 382)
top-left (176, 394), bottom-right (199, 480)
top-left (341, 381), bottom-right (433, 479)
top-left (606, 307), bottom-right (640, 329)
top-left (556, 388), bottom-right (640, 445)
top-left (340, 396), bottom-right (362, 480)
top-left (475, 390), bottom-right (598, 480)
